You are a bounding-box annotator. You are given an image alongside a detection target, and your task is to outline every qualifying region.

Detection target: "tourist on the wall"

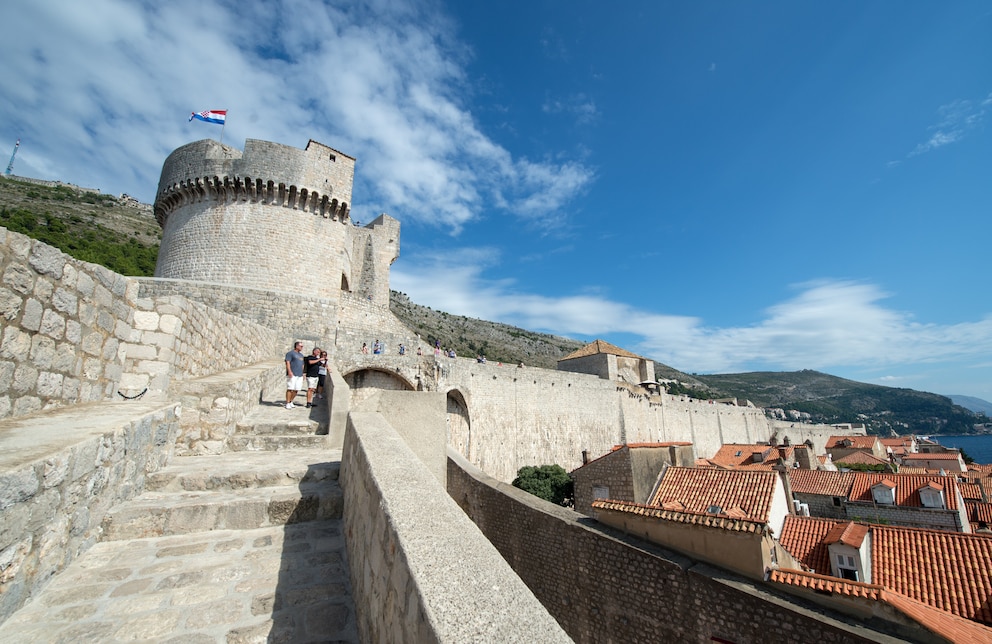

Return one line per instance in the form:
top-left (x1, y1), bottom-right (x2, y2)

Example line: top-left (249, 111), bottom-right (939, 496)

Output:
top-left (316, 350), bottom-right (328, 400)
top-left (285, 341), bottom-right (305, 409)
top-left (303, 347), bottom-right (322, 408)
top-left (361, 342), bottom-right (369, 354)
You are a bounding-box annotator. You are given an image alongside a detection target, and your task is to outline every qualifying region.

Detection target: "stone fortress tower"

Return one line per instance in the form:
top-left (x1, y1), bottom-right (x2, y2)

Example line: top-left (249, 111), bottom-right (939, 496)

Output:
top-left (153, 138), bottom-right (398, 306)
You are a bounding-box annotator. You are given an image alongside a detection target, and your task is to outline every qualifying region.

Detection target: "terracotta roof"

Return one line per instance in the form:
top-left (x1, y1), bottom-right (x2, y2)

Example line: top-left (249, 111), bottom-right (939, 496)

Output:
top-left (833, 451), bottom-right (891, 466)
top-left (769, 569), bottom-right (992, 643)
top-left (779, 515), bottom-right (844, 574)
top-left (788, 470), bottom-right (853, 497)
top-left (847, 472), bottom-right (961, 510)
top-left (880, 437), bottom-right (916, 447)
top-left (650, 467), bottom-right (779, 524)
top-left (969, 463), bottom-right (992, 474)
top-left (559, 339), bottom-right (642, 361)
top-left (769, 568), bottom-right (883, 599)
top-left (897, 467), bottom-right (928, 475)
top-left (824, 521), bottom-right (869, 548)
top-left (708, 443), bottom-right (794, 469)
top-left (592, 499), bottom-right (767, 534)
top-left (904, 452), bottom-right (964, 460)
top-left (826, 435), bottom-right (879, 450)
top-left (959, 483), bottom-right (984, 501)
top-left (780, 516), bottom-right (992, 625)
top-left (871, 524), bottom-right (992, 624)
top-left (966, 501), bottom-right (992, 525)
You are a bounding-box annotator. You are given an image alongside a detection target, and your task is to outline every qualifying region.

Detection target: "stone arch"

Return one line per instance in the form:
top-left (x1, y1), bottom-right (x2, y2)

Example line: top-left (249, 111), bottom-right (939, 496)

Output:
top-left (445, 388), bottom-right (472, 461)
top-left (343, 367), bottom-right (416, 408)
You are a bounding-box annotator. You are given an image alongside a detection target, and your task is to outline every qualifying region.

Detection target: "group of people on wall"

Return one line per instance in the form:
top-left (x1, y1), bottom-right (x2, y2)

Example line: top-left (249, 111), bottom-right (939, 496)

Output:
top-left (284, 341), bottom-right (329, 409)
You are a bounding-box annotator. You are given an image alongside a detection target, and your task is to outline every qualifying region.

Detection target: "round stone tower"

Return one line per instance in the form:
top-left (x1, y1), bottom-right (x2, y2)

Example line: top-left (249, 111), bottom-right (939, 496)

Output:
top-left (153, 138), bottom-right (398, 304)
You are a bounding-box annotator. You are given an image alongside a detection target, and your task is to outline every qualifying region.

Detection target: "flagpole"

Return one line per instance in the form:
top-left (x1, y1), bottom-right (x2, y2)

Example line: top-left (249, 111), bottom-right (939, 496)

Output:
top-left (219, 111), bottom-right (226, 145)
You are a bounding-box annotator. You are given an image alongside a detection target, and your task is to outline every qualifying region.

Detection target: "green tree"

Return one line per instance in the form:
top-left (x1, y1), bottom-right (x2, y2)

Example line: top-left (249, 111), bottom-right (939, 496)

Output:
top-left (512, 465), bottom-right (574, 507)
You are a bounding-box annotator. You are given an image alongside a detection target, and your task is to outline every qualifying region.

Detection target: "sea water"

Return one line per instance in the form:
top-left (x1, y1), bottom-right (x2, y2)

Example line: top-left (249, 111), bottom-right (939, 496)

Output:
top-left (932, 435), bottom-right (992, 466)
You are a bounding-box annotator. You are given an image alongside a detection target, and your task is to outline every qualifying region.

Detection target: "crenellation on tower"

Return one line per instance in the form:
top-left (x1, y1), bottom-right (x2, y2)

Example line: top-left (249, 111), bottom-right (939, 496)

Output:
top-left (153, 138), bottom-right (392, 307)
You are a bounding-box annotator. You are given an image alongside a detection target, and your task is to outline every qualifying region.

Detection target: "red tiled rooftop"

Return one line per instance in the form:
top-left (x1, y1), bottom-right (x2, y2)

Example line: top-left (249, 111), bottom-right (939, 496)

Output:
top-left (966, 501), bottom-right (992, 525)
top-left (903, 452), bottom-right (964, 461)
top-left (708, 443), bottom-right (793, 469)
top-left (847, 472), bottom-right (961, 510)
top-left (833, 451), bottom-right (891, 466)
top-left (788, 470), bottom-right (853, 497)
top-left (780, 516), bottom-right (992, 625)
top-left (769, 568), bottom-right (992, 643)
top-left (824, 522), bottom-right (869, 548)
top-left (591, 499), bottom-right (766, 533)
top-left (826, 435), bottom-right (879, 450)
top-left (959, 482), bottom-right (984, 501)
top-left (650, 467), bottom-right (779, 524)
top-left (559, 339), bottom-right (642, 361)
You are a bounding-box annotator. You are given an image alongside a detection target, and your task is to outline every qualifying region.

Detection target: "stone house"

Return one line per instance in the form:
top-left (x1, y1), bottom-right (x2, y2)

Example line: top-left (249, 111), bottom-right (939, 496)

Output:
top-left (844, 472), bottom-right (971, 532)
top-left (570, 442), bottom-right (694, 516)
top-left (900, 451), bottom-right (967, 472)
top-left (556, 339), bottom-right (654, 385)
top-left (825, 435), bottom-right (887, 462)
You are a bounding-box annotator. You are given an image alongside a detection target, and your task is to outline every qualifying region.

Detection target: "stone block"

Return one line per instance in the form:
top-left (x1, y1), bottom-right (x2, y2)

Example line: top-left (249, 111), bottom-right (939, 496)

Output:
top-left (133, 310), bottom-right (159, 331)
top-left (51, 288), bottom-right (77, 315)
top-left (20, 298), bottom-right (42, 331)
top-left (64, 319), bottom-right (81, 344)
top-left (32, 277), bottom-right (53, 300)
top-left (0, 468), bottom-right (40, 511)
top-left (40, 309), bottom-right (66, 340)
top-left (12, 363), bottom-right (38, 394)
top-left (36, 371), bottom-right (64, 397)
top-left (2, 264), bottom-right (33, 295)
top-left (11, 396), bottom-right (40, 416)
top-left (0, 287), bottom-right (21, 321)
top-left (28, 242), bottom-right (65, 279)
top-left (1, 327), bottom-right (30, 361)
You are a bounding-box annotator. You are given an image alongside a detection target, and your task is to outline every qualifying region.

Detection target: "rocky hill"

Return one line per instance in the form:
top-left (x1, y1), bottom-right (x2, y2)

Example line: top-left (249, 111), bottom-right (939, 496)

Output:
top-left (2, 174), bottom-right (983, 435)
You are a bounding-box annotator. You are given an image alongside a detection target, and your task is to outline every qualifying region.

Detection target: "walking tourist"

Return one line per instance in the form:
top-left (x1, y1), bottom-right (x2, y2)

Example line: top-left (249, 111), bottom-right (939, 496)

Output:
top-left (304, 347), bottom-right (322, 408)
top-left (285, 341), bottom-right (305, 409)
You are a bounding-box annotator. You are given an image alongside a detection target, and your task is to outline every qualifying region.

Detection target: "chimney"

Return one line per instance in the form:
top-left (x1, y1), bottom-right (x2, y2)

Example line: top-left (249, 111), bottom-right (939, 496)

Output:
top-left (794, 445), bottom-right (814, 470)
top-left (581, 450), bottom-right (589, 466)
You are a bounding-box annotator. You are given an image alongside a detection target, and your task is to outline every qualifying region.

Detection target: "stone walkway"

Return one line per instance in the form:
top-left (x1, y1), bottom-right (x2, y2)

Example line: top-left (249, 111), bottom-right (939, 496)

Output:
top-left (1, 400), bottom-right (358, 643)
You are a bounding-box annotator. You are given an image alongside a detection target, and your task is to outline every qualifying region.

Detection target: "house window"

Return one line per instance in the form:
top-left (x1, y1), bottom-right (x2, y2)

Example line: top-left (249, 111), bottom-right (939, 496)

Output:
top-left (592, 485), bottom-right (609, 501)
top-left (836, 554), bottom-right (859, 581)
top-left (832, 496), bottom-right (843, 507)
top-left (919, 486), bottom-right (945, 509)
top-left (871, 483), bottom-right (896, 505)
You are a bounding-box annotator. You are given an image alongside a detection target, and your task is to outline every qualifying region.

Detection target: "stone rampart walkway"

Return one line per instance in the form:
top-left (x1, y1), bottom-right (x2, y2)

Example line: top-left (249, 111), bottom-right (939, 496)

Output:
top-left (1, 402), bottom-right (358, 643)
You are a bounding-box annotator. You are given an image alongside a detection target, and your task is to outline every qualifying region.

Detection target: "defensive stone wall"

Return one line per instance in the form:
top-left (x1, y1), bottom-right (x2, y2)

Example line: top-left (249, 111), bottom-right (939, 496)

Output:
top-left (0, 228), bottom-right (138, 420)
top-left (340, 411), bottom-right (570, 643)
top-left (0, 400), bottom-right (180, 623)
top-left (436, 359), bottom-right (781, 482)
top-left (447, 452), bottom-right (889, 643)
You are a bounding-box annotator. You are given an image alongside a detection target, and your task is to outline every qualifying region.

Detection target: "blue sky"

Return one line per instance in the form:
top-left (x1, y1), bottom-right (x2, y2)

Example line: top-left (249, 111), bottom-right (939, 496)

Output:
top-left (2, 1), bottom-right (991, 400)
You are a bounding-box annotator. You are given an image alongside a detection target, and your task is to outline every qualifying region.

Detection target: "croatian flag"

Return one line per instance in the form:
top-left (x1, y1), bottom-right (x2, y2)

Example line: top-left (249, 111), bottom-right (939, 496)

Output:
top-left (189, 109), bottom-right (227, 125)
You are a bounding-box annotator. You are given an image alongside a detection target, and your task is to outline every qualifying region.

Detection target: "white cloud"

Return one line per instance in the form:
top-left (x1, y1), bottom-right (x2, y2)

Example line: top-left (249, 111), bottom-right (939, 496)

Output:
top-left (394, 254), bottom-right (992, 387)
top-left (0, 0), bottom-right (592, 232)
top-left (910, 92), bottom-right (991, 157)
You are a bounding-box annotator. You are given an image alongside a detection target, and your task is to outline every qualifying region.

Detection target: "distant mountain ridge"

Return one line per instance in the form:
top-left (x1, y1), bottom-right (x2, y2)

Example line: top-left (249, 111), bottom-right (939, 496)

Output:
top-left (2, 175), bottom-right (982, 436)
top-left (948, 395), bottom-right (992, 416)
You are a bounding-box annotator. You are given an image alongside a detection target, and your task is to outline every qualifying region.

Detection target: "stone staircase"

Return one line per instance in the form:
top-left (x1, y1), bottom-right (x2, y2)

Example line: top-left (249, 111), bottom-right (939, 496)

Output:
top-left (0, 403), bottom-right (357, 643)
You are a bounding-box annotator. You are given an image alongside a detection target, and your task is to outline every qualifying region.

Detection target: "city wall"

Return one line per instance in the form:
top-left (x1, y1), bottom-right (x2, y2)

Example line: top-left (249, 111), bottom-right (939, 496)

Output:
top-left (0, 401), bottom-right (180, 623)
top-left (340, 410), bottom-right (570, 643)
top-left (446, 451), bottom-right (893, 643)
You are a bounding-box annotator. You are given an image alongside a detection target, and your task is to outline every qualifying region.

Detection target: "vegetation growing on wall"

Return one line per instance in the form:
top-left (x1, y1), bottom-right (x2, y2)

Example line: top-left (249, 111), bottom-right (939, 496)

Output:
top-left (512, 465), bottom-right (574, 507)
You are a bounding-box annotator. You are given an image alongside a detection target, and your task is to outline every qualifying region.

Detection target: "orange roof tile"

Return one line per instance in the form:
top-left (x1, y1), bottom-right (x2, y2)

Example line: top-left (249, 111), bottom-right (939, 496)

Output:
top-left (651, 467), bottom-right (779, 524)
top-left (559, 339), bottom-right (642, 361)
top-left (708, 443), bottom-right (794, 469)
top-left (788, 470), bottom-right (853, 497)
top-left (904, 452), bottom-right (964, 461)
top-left (847, 472), bottom-right (961, 510)
top-left (592, 499), bottom-right (767, 533)
top-left (769, 568), bottom-right (992, 643)
top-left (871, 525), bottom-right (992, 624)
top-left (781, 516), bottom-right (992, 625)
top-left (779, 515), bottom-right (844, 574)
top-left (966, 501), bottom-right (992, 525)
top-left (826, 435), bottom-right (879, 450)
top-left (824, 522), bottom-right (869, 548)
top-left (833, 451), bottom-right (891, 466)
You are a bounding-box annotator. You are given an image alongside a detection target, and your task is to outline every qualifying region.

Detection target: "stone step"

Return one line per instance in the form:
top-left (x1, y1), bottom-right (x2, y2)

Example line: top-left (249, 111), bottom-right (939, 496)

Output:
top-left (236, 419), bottom-right (328, 436)
top-left (1, 521), bottom-right (357, 643)
top-left (100, 482), bottom-right (343, 541)
top-left (146, 449), bottom-right (340, 492)
top-left (228, 434), bottom-right (332, 451)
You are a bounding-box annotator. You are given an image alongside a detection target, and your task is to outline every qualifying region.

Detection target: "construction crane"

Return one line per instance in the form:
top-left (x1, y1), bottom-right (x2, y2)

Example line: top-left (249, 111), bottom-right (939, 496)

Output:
top-left (5, 138), bottom-right (20, 176)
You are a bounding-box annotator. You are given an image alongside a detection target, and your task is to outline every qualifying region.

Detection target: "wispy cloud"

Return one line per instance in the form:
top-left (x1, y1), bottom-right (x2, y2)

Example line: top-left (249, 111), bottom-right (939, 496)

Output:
top-left (542, 93), bottom-right (599, 124)
top-left (393, 255), bottom-right (992, 385)
top-left (910, 92), bottom-right (992, 157)
top-left (0, 0), bottom-right (593, 233)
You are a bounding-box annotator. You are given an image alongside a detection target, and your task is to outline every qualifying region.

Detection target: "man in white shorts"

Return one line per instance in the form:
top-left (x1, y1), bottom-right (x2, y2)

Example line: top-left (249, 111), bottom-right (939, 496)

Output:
top-left (285, 341), bottom-right (305, 409)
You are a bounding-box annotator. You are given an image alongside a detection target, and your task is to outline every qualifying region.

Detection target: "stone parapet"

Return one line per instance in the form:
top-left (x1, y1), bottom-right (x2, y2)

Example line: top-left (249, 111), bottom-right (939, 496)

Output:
top-left (341, 412), bottom-right (570, 643)
top-left (0, 400), bottom-right (180, 624)
top-left (0, 227), bottom-right (138, 421)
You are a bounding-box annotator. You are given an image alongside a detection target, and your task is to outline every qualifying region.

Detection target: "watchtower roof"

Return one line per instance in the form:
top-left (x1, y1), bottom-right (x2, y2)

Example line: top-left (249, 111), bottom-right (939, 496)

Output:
top-left (559, 339), bottom-right (642, 361)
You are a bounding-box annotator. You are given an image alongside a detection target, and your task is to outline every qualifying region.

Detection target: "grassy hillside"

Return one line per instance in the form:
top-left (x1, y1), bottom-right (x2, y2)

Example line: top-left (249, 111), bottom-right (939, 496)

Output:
top-left (0, 177), bottom-right (160, 276)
